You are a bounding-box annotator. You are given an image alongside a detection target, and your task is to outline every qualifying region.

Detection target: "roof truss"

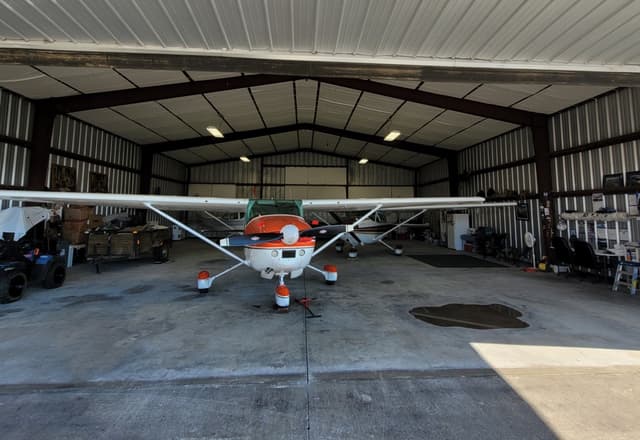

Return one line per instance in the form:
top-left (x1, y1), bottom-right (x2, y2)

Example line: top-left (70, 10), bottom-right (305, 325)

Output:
top-left (143, 123), bottom-right (452, 158)
top-left (318, 78), bottom-right (543, 126)
top-left (42, 74), bottom-right (296, 113)
top-left (189, 148), bottom-right (415, 171)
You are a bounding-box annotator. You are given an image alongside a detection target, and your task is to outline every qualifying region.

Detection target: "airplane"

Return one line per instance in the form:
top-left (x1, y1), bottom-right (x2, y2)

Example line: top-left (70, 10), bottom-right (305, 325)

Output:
top-left (0, 190), bottom-right (508, 310)
top-left (190, 211), bottom-right (245, 238)
top-left (325, 202), bottom-right (518, 258)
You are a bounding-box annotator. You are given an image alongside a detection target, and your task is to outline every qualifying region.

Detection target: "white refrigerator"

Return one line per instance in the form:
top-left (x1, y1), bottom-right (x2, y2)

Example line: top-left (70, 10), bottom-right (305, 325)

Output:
top-left (446, 213), bottom-right (469, 251)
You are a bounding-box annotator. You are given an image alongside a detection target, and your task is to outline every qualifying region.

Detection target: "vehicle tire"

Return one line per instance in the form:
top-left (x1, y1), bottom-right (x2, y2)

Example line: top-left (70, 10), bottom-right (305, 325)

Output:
top-left (153, 242), bottom-right (170, 262)
top-left (0, 272), bottom-right (27, 303)
top-left (43, 263), bottom-right (66, 289)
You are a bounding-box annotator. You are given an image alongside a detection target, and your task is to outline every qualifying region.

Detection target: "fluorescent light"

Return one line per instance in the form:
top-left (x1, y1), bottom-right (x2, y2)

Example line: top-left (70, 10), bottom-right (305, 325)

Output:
top-left (239, 156), bottom-right (251, 162)
top-left (358, 158), bottom-right (369, 165)
top-left (384, 130), bottom-right (401, 142)
top-left (206, 126), bottom-right (224, 138)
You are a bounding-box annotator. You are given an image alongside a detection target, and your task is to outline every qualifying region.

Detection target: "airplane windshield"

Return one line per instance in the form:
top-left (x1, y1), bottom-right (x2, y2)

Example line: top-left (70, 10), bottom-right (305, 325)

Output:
top-left (246, 199), bottom-right (303, 219)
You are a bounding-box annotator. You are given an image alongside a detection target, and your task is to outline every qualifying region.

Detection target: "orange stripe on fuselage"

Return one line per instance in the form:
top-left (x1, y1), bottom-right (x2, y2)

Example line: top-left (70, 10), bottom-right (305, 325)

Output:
top-left (244, 214), bottom-right (315, 249)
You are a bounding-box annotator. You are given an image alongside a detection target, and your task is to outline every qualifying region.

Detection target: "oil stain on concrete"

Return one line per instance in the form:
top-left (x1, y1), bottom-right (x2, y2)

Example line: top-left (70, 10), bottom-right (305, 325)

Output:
top-left (56, 294), bottom-right (123, 307)
top-left (0, 308), bottom-right (23, 317)
top-left (410, 303), bottom-right (529, 329)
top-left (123, 285), bottom-right (152, 295)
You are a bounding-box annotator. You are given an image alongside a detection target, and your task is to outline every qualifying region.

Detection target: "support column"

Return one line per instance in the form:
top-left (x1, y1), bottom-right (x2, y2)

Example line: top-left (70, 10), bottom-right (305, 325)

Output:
top-left (27, 105), bottom-right (56, 190)
top-left (447, 153), bottom-right (459, 197)
top-left (532, 117), bottom-right (554, 259)
top-left (139, 148), bottom-right (153, 194)
top-left (137, 148), bottom-right (153, 223)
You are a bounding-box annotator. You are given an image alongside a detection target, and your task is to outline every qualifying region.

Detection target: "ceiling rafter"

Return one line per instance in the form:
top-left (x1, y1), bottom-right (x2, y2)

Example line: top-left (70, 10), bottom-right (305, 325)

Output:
top-left (317, 77), bottom-right (545, 126)
top-left (190, 148), bottom-right (415, 171)
top-left (32, 73), bottom-right (544, 133)
top-left (143, 122), bottom-right (452, 158)
top-left (39, 74), bottom-right (297, 113)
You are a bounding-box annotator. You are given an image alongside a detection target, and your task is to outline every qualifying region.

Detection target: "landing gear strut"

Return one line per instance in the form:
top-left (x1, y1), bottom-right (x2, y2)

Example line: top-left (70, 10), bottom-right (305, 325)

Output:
top-left (274, 274), bottom-right (290, 311)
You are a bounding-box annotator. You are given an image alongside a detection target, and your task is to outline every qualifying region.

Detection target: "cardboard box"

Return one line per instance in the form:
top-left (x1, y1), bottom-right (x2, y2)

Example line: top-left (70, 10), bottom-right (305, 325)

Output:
top-left (62, 229), bottom-right (87, 244)
top-left (64, 206), bottom-right (94, 222)
top-left (87, 214), bottom-right (103, 229)
top-left (63, 219), bottom-right (89, 233)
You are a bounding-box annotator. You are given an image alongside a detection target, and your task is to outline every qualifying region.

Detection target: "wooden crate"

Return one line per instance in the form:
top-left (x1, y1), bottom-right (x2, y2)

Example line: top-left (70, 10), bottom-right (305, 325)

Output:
top-left (110, 233), bottom-right (135, 256)
top-left (87, 234), bottom-right (109, 256)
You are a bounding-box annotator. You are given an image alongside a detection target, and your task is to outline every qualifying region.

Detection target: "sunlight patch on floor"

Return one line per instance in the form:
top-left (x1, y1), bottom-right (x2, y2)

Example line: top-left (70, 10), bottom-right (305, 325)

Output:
top-left (472, 342), bottom-right (640, 439)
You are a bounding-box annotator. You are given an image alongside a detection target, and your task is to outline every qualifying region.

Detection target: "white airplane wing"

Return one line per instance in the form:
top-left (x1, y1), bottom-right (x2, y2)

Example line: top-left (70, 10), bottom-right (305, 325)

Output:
top-left (302, 196), bottom-right (486, 211)
top-left (0, 190), bottom-right (249, 212)
top-left (0, 191), bottom-right (513, 214)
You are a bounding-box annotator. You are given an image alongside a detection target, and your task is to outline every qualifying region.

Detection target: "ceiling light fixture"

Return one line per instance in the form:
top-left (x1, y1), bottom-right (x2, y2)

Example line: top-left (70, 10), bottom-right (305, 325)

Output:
top-left (240, 156), bottom-right (251, 163)
top-left (384, 130), bottom-right (401, 142)
top-left (358, 158), bottom-right (369, 165)
top-left (206, 126), bottom-right (224, 138)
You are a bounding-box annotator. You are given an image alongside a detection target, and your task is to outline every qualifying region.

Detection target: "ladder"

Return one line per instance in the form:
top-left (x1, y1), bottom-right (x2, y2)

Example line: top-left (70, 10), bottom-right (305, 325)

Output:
top-left (612, 261), bottom-right (640, 295)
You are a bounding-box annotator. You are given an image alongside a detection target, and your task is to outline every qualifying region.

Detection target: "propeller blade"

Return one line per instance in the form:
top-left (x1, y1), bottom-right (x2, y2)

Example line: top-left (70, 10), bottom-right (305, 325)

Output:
top-left (220, 233), bottom-right (282, 247)
top-left (300, 224), bottom-right (348, 237)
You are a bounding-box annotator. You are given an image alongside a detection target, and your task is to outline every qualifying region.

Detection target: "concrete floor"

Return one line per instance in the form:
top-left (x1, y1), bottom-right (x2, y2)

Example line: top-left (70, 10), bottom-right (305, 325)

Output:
top-left (2, 239), bottom-right (640, 439)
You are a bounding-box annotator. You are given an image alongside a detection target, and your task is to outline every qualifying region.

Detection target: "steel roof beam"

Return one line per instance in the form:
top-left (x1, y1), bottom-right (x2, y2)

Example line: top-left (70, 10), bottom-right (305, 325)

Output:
top-left (317, 77), bottom-right (544, 127)
top-left (39, 74), bottom-right (297, 113)
top-left (2, 48), bottom-right (639, 86)
top-left (143, 123), bottom-right (452, 158)
top-left (190, 148), bottom-right (415, 170)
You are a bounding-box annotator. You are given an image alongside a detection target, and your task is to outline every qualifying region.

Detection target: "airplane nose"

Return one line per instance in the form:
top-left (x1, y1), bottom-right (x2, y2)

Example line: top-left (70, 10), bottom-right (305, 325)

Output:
top-left (280, 224), bottom-right (299, 245)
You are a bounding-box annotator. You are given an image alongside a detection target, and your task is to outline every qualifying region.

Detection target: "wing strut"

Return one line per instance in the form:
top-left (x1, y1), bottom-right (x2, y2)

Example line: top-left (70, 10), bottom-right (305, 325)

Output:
top-left (202, 211), bottom-right (236, 230)
top-left (144, 203), bottom-right (247, 265)
top-left (373, 209), bottom-right (428, 242)
top-left (312, 204), bottom-right (383, 257)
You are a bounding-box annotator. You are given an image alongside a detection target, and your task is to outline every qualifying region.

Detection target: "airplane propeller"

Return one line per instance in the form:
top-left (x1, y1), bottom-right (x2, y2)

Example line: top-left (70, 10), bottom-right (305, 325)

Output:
top-left (220, 224), bottom-right (348, 247)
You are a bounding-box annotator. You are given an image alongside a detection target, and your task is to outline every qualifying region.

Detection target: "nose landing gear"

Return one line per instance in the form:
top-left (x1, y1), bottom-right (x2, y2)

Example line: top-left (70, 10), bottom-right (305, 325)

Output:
top-left (274, 274), bottom-right (290, 311)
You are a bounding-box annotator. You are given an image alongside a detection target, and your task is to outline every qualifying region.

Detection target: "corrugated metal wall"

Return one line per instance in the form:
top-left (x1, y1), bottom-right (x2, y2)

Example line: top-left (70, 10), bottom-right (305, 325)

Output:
top-left (263, 151), bottom-right (344, 167)
top-left (456, 126), bottom-right (542, 255)
top-left (550, 88), bottom-right (640, 152)
top-left (418, 159), bottom-right (448, 183)
top-left (429, 88), bottom-right (640, 257)
top-left (148, 151), bottom-right (188, 224)
top-left (0, 88), bottom-right (32, 208)
top-left (459, 127), bottom-right (534, 171)
top-left (1, 87), bottom-right (187, 219)
top-left (349, 161), bottom-right (414, 186)
top-left (0, 143), bottom-right (29, 209)
top-left (49, 115), bottom-right (140, 215)
top-left (550, 88), bottom-right (640, 248)
top-left (0, 88), bottom-right (32, 141)
top-left (190, 151), bottom-right (415, 197)
top-left (417, 158), bottom-right (449, 198)
top-left (461, 163), bottom-right (538, 199)
top-left (51, 115), bottom-right (140, 169)
top-left (153, 153), bottom-right (187, 184)
top-left (191, 160), bottom-right (261, 184)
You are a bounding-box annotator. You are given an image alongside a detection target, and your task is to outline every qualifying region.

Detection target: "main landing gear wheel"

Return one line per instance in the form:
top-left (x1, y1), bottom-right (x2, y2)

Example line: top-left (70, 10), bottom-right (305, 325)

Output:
top-left (324, 265), bottom-right (338, 285)
top-left (393, 245), bottom-right (404, 256)
top-left (197, 271), bottom-right (211, 294)
top-left (348, 249), bottom-right (358, 258)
